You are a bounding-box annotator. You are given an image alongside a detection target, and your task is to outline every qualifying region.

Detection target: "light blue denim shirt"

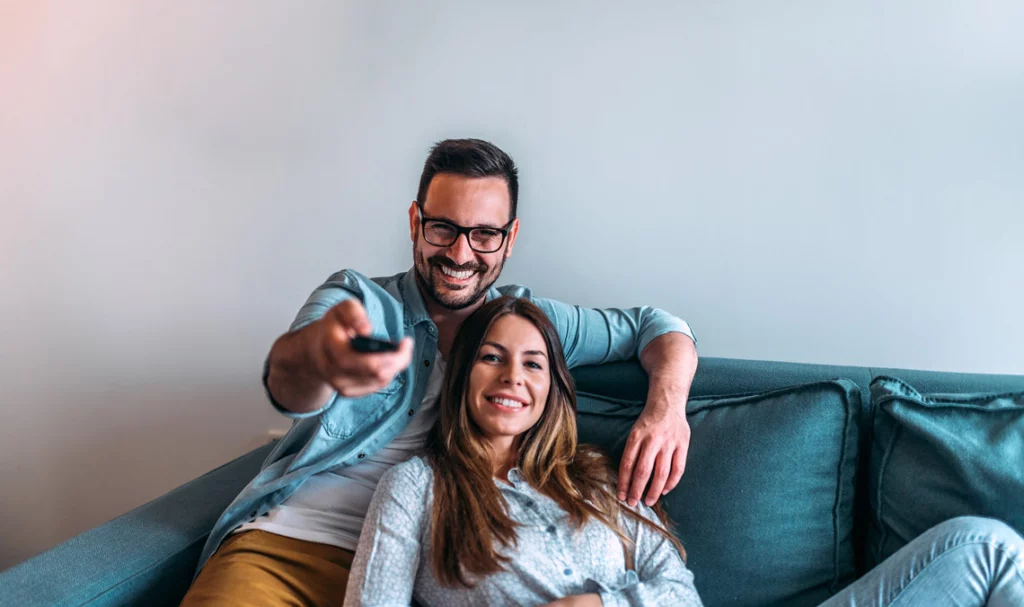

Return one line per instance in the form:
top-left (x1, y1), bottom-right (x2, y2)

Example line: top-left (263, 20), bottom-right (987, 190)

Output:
top-left (344, 456), bottom-right (703, 607)
top-left (195, 268), bottom-right (695, 574)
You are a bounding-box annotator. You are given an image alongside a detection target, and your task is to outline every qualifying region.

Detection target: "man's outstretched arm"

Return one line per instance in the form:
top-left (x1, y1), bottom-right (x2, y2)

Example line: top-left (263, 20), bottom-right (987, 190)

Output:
top-left (267, 299), bottom-right (413, 416)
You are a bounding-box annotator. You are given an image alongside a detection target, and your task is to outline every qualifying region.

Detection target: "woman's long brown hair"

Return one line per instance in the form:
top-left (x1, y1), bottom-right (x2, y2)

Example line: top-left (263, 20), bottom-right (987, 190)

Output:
top-left (425, 296), bottom-right (686, 588)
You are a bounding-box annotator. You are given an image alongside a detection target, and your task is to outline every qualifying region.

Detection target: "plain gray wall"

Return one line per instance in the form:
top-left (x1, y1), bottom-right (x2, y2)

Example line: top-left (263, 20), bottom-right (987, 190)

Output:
top-left (2, 0), bottom-right (1022, 569)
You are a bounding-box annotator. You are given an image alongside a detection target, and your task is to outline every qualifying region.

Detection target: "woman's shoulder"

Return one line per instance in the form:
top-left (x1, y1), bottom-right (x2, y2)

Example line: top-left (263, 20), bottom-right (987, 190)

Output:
top-left (378, 455), bottom-right (435, 493)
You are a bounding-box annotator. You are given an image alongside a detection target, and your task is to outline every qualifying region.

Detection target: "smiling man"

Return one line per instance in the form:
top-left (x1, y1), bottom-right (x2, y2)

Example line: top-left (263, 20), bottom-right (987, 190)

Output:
top-left (181, 139), bottom-right (699, 607)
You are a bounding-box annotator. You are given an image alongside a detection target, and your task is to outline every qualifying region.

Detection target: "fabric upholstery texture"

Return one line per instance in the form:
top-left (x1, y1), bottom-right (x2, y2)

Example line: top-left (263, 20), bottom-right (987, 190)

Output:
top-left (0, 444), bottom-right (272, 607)
top-left (577, 380), bottom-right (860, 607)
top-left (5, 357), bottom-right (1024, 606)
top-left (867, 376), bottom-right (1024, 568)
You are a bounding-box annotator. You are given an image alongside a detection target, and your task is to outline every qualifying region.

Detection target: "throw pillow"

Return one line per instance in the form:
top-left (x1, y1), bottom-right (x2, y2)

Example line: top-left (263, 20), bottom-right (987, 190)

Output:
top-left (577, 379), bottom-right (860, 607)
top-left (868, 376), bottom-right (1024, 567)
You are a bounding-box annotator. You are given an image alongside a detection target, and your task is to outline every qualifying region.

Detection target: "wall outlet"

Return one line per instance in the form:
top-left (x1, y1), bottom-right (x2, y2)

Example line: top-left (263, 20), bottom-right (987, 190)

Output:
top-left (266, 428), bottom-right (288, 443)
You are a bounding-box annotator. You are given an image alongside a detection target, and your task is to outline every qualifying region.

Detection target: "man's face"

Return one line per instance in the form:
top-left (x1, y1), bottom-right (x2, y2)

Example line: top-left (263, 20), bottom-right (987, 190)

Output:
top-left (409, 173), bottom-right (519, 310)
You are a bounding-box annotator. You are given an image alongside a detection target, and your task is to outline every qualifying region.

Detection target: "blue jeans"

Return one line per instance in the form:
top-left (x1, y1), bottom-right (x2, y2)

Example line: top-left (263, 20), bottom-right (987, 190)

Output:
top-left (821, 517), bottom-right (1024, 606)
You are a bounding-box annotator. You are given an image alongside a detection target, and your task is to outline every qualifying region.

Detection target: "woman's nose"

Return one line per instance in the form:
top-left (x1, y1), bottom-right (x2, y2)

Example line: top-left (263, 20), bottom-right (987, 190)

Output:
top-left (501, 364), bottom-right (524, 385)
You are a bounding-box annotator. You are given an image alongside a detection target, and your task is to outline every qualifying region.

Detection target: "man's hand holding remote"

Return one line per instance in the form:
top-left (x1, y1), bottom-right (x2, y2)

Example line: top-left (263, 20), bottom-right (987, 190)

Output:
top-left (266, 299), bottom-right (414, 413)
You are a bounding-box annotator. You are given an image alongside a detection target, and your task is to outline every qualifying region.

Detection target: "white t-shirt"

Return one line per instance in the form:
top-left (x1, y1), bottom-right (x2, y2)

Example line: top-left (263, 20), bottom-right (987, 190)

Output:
top-left (236, 356), bottom-right (445, 550)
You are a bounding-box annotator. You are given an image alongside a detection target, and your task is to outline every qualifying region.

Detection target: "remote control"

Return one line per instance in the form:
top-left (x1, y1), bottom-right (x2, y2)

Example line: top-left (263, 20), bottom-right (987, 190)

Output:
top-left (350, 335), bottom-right (401, 353)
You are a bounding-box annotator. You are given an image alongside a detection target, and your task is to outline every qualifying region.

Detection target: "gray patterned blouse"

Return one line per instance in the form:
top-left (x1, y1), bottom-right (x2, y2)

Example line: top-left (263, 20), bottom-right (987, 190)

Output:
top-left (343, 456), bottom-right (703, 607)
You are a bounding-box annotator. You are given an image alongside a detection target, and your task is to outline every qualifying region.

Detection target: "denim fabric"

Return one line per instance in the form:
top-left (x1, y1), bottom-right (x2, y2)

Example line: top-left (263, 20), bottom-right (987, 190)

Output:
top-left (821, 516), bottom-right (1024, 606)
top-left (868, 377), bottom-right (1024, 569)
top-left (194, 268), bottom-right (694, 575)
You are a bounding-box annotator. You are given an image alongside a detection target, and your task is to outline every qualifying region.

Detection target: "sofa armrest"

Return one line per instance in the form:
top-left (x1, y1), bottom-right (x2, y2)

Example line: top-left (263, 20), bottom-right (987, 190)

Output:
top-left (0, 443), bottom-right (273, 607)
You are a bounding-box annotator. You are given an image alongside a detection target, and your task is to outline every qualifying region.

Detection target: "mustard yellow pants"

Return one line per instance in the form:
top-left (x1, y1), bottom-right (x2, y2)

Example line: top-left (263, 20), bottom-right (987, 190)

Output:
top-left (180, 530), bottom-right (355, 607)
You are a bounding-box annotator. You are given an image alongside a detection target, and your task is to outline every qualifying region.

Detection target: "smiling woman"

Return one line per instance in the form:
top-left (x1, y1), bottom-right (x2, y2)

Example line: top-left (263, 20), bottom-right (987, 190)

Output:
top-left (464, 313), bottom-right (552, 477)
top-left (343, 296), bottom-right (701, 607)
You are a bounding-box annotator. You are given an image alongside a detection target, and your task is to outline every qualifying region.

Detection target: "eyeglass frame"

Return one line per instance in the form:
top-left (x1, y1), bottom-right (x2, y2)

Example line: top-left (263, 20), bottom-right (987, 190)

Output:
top-left (415, 201), bottom-right (516, 253)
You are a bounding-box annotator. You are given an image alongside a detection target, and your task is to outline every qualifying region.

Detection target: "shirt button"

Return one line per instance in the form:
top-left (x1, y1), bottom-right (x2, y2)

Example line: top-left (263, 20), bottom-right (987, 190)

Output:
top-left (546, 525), bottom-right (556, 534)
top-left (424, 360), bottom-right (430, 367)
top-left (357, 453), bottom-right (366, 459)
top-left (408, 409), bottom-right (415, 416)
top-left (563, 568), bottom-right (573, 576)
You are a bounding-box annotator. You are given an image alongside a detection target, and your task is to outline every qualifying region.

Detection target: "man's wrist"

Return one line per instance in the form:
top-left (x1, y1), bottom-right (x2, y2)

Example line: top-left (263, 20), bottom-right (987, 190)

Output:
top-left (265, 326), bottom-right (335, 414)
top-left (646, 372), bottom-right (689, 410)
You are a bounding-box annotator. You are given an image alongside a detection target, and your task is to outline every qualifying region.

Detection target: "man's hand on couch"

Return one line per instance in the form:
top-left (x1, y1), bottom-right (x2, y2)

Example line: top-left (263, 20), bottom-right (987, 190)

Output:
top-left (618, 332), bottom-right (697, 507)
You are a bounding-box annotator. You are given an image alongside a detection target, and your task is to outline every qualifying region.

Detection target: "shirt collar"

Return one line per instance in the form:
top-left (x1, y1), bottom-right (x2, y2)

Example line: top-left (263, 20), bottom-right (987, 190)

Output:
top-left (484, 282), bottom-right (503, 303)
top-left (505, 467), bottom-right (525, 486)
top-left (399, 268), bottom-right (432, 328)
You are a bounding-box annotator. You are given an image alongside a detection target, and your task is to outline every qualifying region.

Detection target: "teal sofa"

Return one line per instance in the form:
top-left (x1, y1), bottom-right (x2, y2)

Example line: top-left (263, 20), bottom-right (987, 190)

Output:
top-left (3, 357), bottom-right (1022, 606)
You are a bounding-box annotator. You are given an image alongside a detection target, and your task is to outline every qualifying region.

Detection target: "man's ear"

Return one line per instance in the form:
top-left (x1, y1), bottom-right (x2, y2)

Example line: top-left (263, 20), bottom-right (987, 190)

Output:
top-left (504, 218), bottom-right (520, 258)
top-left (408, 201), bottom-right (419, 243)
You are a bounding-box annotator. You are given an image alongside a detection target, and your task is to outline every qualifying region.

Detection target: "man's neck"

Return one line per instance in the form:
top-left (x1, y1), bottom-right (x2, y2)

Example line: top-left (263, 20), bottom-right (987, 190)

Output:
top-left (419, 285), bottom-right (486, 358)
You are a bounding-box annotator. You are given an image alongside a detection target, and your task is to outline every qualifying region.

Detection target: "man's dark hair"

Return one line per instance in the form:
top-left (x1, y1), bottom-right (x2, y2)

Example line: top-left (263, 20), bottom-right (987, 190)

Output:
top-left (417, 138), bottom-right (519, 220)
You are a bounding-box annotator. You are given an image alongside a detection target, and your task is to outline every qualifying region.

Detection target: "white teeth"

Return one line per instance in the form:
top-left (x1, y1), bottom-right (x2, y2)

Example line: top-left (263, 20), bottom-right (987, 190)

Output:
top-left (488, 397), bottom-right (525, 409)
top-left (440, 266), bottom-right (474, 280)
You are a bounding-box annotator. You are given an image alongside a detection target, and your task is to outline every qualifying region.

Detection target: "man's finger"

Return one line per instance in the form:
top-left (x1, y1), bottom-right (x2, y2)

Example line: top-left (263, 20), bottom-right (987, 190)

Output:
top-left (644, 449), bottom-right (672, 506)
top-left (395, 336), bottom-right (414, 361)
top-left (319, 324), bottom-right (350, 370)
top-left (617, 433), bottom-right (641, 501)
top-left (327, 373), bottom-right (377, 398)
top-left (378, 337), bottom-right (414, 378)
top-left (664, 444), bottom-right (688, 495)
top-left (627, 439), bottom-right (657, 507)
top-left (331, 299), bottom-right (373, 335)
top-left (338, 337), bottom-right (414, 393)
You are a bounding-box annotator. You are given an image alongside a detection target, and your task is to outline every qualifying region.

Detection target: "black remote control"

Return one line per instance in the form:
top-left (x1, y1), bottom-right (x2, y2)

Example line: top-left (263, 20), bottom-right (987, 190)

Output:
top-left (350, 335), bottom-right (401, 353)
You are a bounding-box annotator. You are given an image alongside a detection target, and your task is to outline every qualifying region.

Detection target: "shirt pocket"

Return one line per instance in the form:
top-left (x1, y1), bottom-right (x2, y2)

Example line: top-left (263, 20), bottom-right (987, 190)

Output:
top-left (319, 373), bottom-right (407, 439)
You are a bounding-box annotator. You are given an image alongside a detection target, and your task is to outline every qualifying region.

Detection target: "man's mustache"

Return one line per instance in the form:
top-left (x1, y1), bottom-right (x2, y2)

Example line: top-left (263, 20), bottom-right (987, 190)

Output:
top-left (431, 258), bottom-right (484, 273)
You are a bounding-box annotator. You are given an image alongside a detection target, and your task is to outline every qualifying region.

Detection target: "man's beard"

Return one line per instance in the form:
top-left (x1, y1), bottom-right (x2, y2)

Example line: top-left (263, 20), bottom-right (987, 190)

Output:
top-left (414, 248), bottom-right (506, 311)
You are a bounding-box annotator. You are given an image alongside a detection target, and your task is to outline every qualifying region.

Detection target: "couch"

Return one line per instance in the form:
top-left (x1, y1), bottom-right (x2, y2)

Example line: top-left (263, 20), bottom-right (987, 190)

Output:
top-left (2, 356), bottom-right (1022, 606)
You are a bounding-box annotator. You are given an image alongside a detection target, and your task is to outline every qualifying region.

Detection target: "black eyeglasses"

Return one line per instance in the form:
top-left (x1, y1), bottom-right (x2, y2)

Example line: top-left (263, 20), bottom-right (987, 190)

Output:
top-left (416, 202), bottom-right (514, 253)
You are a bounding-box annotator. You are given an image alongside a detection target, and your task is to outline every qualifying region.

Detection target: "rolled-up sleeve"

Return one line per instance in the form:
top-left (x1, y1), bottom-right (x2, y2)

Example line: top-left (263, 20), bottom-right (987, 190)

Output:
top-left (529, 297), bottom-right (695, 369)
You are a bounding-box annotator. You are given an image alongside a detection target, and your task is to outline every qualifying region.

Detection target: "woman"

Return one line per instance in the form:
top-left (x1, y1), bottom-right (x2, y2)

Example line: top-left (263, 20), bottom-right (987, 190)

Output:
top-left (346, 296), bottom-right (1024, 606)
top-left (344, 296), bottom-right (702, 606)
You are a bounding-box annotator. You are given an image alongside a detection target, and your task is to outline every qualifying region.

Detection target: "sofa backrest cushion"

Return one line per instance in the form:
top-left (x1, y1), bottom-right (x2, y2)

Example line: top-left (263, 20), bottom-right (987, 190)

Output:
top-left (867, 376), bottom-right (1024, 568)
top-left (577, 379), bottom-right (860, 607)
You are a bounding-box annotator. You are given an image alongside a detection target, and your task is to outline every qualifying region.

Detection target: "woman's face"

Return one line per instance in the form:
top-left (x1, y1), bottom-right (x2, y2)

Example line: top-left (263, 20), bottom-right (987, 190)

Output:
top-left (466, 314), bottom-right (552, 444)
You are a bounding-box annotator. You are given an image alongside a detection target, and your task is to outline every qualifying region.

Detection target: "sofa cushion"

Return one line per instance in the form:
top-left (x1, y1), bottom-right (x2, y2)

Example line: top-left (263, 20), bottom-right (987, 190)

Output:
top-left (867, 376), bottom-right (1024, 568)
top-left (0, 443), bottom-right (273, 606)
top-left (576, 379), bottom-right (860, 607)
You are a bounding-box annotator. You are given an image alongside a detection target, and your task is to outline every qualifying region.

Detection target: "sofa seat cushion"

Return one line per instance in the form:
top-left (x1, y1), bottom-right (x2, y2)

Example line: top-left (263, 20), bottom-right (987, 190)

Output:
top-left (577, 379), bottom-right (860, 607)
top-left (868, 376), bottom-right (1024, 568)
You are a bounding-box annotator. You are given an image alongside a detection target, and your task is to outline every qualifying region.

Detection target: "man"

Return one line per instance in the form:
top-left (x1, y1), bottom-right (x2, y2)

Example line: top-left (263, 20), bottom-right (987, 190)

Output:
top-left (181, 139), bottom-right (698, 606)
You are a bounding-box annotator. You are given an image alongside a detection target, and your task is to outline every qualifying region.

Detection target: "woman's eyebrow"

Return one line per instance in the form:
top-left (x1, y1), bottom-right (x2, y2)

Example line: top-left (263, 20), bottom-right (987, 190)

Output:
top-left (482, 341), bottom-right (507, 352)
top-left (482, 341), bottom-right (547, 358)
top-left (483, 337), bottom-right (548, 358)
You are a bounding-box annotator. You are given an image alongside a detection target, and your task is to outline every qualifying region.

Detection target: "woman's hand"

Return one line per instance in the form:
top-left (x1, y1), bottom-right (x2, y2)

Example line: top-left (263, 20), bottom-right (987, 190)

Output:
top-left (542, 593), bottom-right (602, 607)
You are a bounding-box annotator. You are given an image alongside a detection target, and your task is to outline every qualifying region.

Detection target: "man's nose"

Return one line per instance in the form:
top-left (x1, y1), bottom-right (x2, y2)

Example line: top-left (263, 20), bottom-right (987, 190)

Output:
top-left (445, 233), bottom-right (476, 266)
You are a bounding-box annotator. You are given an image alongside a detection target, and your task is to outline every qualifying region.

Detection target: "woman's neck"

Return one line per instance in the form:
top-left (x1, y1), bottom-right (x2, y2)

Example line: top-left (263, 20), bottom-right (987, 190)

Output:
top-left (487, 436), bottom-right (519, 483)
